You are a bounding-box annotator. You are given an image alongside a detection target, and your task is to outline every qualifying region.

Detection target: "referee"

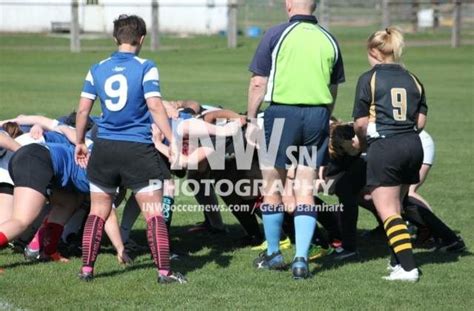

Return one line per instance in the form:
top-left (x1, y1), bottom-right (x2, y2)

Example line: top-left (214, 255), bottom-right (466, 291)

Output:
top-left (247, 0), bottom-right (345, 279)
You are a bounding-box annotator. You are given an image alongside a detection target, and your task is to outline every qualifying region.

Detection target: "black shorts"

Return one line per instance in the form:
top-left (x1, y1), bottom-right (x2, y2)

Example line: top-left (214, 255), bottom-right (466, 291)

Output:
top-left (87, 138), bottom-right (171, 190)
top-left (0, 182), bottom-right (13, 195)
top-left (8, 144), bottom-right (54, 197)
top-left (366, 133), bottom-right (423, 187)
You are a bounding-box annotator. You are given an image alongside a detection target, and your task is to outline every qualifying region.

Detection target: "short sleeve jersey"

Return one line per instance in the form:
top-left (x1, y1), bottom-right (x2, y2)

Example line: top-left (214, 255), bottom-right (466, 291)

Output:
top-left (249, 15), bottom-right (345, 105)
top-left (81, 51), bottom-right (161, 144)
top-left (352, 64), bottom-right (428, 141)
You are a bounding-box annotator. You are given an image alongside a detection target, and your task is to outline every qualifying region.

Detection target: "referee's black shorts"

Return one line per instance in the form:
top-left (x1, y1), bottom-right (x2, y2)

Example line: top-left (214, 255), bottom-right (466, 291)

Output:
top-left (87, 138), bottom-right (171, 191)
top-left (366, 132), bottom-right (423, 187)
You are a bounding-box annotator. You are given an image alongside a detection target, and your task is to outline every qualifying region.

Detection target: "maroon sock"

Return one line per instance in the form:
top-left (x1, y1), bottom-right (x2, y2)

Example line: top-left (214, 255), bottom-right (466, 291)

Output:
top-left (0, 232), bottom-right (8, 249)
top-left (81, 215), bottom-right (105, 273)
top-left (28, 218), bottom-right (48, 251)
top-left (146, 215), bottom-right (170, 276)
top-left (43, 222), bottom-right (64, 256)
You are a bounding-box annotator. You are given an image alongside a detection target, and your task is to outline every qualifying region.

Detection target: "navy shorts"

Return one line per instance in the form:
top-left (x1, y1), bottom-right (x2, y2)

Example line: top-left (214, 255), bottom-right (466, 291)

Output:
top-left (263, 104), bottom-right (330, 169)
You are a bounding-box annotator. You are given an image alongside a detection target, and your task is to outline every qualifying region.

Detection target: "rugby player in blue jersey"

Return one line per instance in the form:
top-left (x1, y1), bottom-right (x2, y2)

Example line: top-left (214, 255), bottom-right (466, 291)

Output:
top-left (74, 15), bottom-right (185, 284)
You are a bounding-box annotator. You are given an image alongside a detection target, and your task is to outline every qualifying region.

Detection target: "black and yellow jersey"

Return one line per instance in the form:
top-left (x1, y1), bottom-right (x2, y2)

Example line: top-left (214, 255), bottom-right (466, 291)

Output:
top-left (352, 64), bottom-right (428, 141)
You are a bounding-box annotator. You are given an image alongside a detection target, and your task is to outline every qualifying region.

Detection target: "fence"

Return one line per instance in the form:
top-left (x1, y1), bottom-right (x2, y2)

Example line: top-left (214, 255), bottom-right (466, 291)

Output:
top-left (0, 0), bottom-right (473, 51)
top-left (0, 0), bottom-right (236, 51)
top-left (239, 0), bottom-right (473, 47)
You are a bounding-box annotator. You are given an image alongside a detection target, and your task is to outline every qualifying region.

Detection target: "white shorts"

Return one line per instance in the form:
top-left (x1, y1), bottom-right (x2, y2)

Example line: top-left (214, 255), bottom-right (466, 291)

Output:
top-left (89, 180), bottom-right (163, 195)
top-left (419, 130), bottom-right (435, 165)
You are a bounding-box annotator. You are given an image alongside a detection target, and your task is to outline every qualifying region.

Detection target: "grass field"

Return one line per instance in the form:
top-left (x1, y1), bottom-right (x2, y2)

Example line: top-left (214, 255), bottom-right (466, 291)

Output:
top-left (0, 29), bottom-right (473, 310)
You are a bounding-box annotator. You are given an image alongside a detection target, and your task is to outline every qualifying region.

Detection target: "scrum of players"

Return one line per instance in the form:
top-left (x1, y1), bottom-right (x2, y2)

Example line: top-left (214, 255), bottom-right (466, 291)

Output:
top-left (0, 14), bottom-right (466, 284)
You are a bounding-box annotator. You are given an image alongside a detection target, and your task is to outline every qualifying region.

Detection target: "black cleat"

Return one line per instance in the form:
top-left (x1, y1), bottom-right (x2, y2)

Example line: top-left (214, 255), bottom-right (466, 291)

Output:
top-left (253, 251), bottom-right (286, 270)
top-left (333, 249), bottom-right (359, 262)
top-left (291, 257), bottom-right (311, 280)
top-left (437, 236), bottom-right (466, 253)
top-left (158, 272), bottom-right (188, 284)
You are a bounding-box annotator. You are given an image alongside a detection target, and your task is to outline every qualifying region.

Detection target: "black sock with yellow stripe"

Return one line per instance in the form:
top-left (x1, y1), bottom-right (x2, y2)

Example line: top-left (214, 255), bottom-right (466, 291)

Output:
top-left (384, 215), bottom-right (416, 271)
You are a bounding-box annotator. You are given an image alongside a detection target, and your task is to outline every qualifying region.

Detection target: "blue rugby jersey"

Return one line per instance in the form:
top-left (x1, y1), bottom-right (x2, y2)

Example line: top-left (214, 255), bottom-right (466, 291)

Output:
top-left (81, 51), bottom-right (161, 144)
top-left (44, 131), bottom-right (71, 145)
top-left (47, 143), bottom-right (89, 193)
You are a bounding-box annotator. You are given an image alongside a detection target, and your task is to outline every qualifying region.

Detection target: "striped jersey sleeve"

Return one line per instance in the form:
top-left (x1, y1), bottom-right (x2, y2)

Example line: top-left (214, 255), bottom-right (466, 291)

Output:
top-left (143, 61), bottom-right (161, 99)
top-left (81, 68), bottom-right (97, 100)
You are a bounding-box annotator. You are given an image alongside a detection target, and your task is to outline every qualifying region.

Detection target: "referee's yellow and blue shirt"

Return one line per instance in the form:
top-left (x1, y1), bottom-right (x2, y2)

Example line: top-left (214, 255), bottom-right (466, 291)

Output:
top-left (249, 15), bottom-right (345, 105)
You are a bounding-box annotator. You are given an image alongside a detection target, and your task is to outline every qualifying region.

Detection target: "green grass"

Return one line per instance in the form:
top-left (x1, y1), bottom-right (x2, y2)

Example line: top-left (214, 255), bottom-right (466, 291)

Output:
top-left (0, 31), bottom-right (473, 310)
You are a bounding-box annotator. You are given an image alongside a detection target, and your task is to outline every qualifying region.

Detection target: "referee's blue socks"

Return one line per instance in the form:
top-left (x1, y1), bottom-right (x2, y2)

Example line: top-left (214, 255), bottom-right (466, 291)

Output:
top-left (261, 204), bottom-right (284, 256)
top-left (294, 205), bottom-right (317, 260)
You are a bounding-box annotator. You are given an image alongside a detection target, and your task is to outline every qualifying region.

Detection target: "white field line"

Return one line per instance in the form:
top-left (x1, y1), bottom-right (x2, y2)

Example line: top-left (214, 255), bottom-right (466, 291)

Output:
top-left (0, 299), bottom-right (27, 311)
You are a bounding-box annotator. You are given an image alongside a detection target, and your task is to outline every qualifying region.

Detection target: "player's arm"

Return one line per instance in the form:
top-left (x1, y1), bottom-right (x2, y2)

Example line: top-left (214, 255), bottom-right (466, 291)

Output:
top-left (354, 117), bottom-right (368, 152)
top-left (0, 132), bottom-right (21, 152)
top-left (416, 79), bottom-right (428, 131)
top-left (151, 124), bottom-right (170, 157)
top-left (178, 118), bottom-right (245, 137)
top-left (203, 109), bottom-right (243, 124)
top-left (74, 68), bottom-right (97, 167)
top-left (147, 97), bottom-right (173, 143)
top-left (162, 100), bottom-right (179, 119)
top-left (247, 74), bottom-right (268, 119)
top-left (328, 84), bottom-right (339, 115)
top-left (10, 115), bottom-right (58, 130)
top-left (329, 37), bottom-right (345, 115)
top-left (76, 98), bottom-right (94, 145)
top-left (352, 73), bottom-right (372, 152)
top-left (416, 113), bottom-right (427, 131)
top-left (54, 125), bottom-right (77, 145)
top-left (74, 97), bottom-right (94, 167)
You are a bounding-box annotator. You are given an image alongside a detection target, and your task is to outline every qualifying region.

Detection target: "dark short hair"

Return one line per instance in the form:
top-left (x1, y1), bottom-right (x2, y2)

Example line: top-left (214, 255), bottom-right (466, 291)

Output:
top-left (113, 14), bottom-right (147, 46)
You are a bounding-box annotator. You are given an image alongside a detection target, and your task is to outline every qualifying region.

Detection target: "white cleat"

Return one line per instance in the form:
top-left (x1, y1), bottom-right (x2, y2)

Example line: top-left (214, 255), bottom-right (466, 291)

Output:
top-left (383, 266), bottom-right (419, 282)
top-left (387, 263), bottom-right (401, 273)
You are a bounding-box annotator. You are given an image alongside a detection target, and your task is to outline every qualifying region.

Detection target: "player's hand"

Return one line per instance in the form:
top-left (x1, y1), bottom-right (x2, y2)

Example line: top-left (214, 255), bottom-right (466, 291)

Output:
top-left (75, 143), bottom-right (89, 168)
top-left (29, 124), bottom-right (44, 140)
top-left (164, 105), bottom-right (179, 120)
top-left (245, 121), bottom-right (260, 149)
top-left (151, 124), bottom-right (164, 143)
top-left (117, 249), bottom-right (133, 266)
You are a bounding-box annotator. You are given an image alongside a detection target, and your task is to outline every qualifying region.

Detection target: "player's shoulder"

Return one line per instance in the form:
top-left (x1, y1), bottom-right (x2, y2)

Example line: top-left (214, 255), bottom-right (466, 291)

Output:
top-left (265, 21), bottom-right (293, 40)
top-left (357, 68), bottom-right (376, 85)
top-left (317, 25), bottom-right (340, 44)
top-left (132, 56), bottom-right (156, 68)
top-left (93, 56), bottom-right (113, 68)
top-left (88, 56), bottom-right (112, 75)
top-left (405, 69), bottom-right (424, 85)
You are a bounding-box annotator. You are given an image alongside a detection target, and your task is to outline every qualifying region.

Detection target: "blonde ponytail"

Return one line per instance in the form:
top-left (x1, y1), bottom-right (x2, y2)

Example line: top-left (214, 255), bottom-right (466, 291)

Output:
top-left (367, 26), bottom-right (405, 62)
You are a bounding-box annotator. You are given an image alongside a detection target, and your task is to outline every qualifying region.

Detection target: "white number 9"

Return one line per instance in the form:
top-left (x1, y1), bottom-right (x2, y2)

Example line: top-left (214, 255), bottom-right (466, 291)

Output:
top-left (105, 74), bottom-right (128, 112)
